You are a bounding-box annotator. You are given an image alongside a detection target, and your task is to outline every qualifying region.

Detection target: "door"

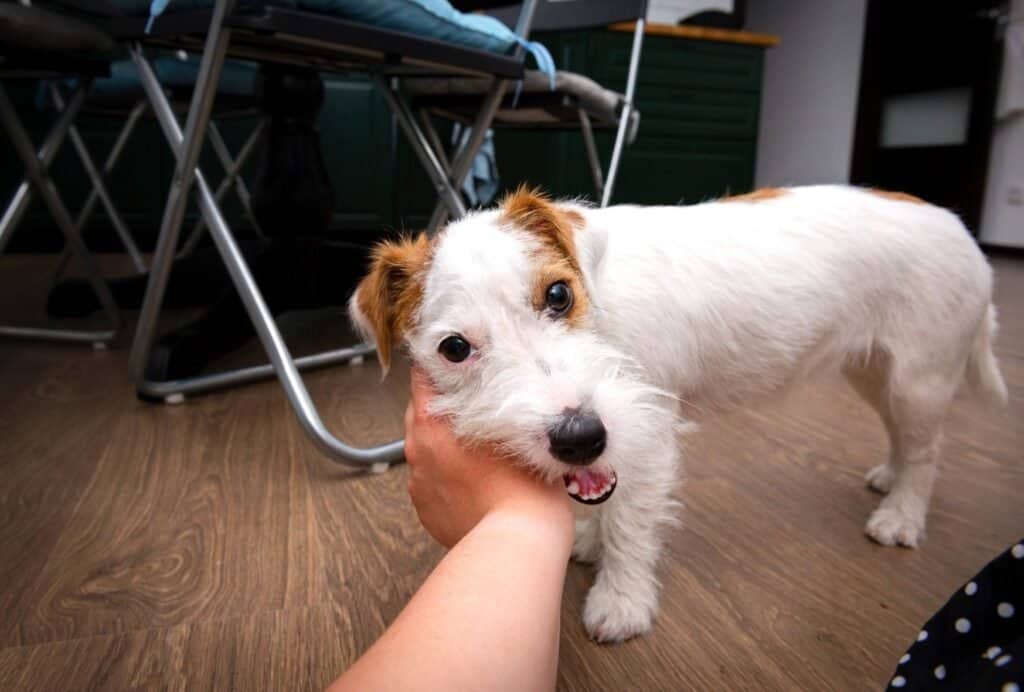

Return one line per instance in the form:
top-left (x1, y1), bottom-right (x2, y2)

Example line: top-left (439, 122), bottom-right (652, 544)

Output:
top-left (850, 0), bottom-right (1005, 232)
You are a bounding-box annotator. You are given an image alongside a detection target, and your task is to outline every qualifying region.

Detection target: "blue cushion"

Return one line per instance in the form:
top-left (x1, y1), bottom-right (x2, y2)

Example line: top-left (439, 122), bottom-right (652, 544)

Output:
top-left (295, 0), bottom-right (518, 54)
top-left (122, 0), bottom-right (521, 55)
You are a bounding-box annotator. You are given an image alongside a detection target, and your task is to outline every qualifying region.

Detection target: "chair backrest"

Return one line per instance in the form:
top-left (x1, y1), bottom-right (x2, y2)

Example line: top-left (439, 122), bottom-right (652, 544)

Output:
top-left (477, 0), bottom-right (648, 33)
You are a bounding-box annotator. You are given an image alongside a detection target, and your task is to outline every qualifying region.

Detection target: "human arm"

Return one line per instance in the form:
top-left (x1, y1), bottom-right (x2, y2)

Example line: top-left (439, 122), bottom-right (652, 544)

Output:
top-left (327, 368), bottom-right (574, 692)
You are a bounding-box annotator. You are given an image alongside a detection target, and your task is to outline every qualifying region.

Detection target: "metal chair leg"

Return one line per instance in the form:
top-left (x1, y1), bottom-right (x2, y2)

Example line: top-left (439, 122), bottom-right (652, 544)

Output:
top-left (207, 119), bottom-right (262, 225)
top-left (423, 76), bottom-right (512, 234)
top-left (377, 76), bottom-right (468, 225)
top-left (0, 82), bottom-right (119, 344)
top-left (578, 108), bottom-right (605, 201)
top-left (128, 37), bottom-right (403, 468)
top-left (0, 82), bottom-right (88, 254)
top-left (417, 109), bottom-right (453, 174)
top-left (49, 84), bottom-right (147, 273)
top-left (601, 18), bottom-right (645, 208)
top-left (179, 116), bottom-right (266, 256)
top-left (52, 99), bottom-right (149, 282)
top-left (128, 0), bottom-right (236, 384)
top-left (417, 0), bottom-right (538, 233)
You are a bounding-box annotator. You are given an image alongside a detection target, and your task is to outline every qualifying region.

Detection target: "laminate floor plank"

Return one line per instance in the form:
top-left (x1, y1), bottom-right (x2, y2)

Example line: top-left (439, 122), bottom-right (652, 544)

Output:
top-left (1, 254), bottom-right (1021, 691)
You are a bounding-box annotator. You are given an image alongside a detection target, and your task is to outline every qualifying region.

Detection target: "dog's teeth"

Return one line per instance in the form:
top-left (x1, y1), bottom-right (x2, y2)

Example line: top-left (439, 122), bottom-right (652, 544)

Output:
top-left (567, 481), bottom-right (580, 495)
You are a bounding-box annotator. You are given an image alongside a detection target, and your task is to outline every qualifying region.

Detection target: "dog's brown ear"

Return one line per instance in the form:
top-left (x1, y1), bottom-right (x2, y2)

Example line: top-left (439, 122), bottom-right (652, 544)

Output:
top-left (348, 235), bottom-right (431, 374)
top-left (500, 185), bottom-right (584, 271)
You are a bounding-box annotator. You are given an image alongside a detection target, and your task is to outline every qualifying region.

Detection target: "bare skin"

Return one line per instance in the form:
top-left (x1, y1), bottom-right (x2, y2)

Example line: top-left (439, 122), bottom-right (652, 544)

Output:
top-left (328, 368), bottom-right (574, 692)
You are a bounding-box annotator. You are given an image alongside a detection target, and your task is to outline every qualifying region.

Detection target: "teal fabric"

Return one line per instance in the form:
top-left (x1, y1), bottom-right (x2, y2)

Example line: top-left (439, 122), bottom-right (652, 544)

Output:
top-left (122, 0), bottom-right (521, 54)
top-left (292, 0), bottom-right (519, 54)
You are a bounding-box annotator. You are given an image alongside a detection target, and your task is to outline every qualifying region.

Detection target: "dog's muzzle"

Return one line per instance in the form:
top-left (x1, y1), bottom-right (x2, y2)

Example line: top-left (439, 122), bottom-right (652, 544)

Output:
top-left (547, 407), bottom-right (606, 465)
top-left (549, 407), bottom-right (617, 505)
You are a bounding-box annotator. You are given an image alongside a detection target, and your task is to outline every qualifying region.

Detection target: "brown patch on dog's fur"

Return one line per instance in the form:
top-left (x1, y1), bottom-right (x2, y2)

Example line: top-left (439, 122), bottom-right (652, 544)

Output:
top-left (721, 187), bottom-right (789, 203)
top-left (352, 234), bottom-right (432, 371)
top-left (500, 186), bottom-right (590, 327)
top-left (869, 189), bottom-right (927, 205)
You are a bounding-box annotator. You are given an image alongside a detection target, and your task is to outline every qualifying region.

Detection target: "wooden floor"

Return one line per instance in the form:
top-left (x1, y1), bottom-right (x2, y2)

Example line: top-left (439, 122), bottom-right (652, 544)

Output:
top-left (1, 254), bottom-right (1022, 691)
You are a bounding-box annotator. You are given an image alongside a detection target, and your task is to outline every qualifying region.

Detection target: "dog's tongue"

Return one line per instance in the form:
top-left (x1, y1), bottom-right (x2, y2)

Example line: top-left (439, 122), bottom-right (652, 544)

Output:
top-left (563, 468), bottom-right (617, 505)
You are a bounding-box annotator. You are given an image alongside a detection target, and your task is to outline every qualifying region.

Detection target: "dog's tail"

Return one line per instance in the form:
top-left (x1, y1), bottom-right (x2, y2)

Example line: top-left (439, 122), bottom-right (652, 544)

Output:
top-left (966, 303), bottom-right (1009, 408)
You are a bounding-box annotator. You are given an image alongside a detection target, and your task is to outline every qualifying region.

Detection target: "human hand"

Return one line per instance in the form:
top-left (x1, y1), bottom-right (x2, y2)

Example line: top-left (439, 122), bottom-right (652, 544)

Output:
top-left (403, 367), bottom-right (573, 549)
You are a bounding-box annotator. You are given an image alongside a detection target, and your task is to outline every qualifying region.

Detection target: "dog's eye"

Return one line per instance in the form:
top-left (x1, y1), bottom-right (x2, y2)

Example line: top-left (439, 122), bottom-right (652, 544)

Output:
top-left (438, 335), bottom-right (472, 363)
top-left (545, 281), bottom-right (573, 316)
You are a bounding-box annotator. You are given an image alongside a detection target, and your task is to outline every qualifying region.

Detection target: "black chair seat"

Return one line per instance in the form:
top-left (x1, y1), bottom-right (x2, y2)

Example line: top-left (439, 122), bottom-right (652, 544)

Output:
top-left (0, 3), bottom-right (113, 78)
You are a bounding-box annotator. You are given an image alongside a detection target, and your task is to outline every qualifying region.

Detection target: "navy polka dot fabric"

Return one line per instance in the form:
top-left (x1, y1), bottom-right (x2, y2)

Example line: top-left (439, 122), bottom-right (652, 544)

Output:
top-left (888, 539), bottom-right (1023, 691)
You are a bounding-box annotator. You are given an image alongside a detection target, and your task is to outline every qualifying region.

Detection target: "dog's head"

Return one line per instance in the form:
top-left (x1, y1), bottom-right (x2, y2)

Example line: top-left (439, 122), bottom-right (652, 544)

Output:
top-left (349, 188), bottom-right (673, 504)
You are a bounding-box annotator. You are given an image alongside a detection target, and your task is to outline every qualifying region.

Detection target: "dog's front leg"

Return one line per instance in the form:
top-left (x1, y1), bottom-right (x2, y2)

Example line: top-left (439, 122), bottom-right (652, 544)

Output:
top-left (582, 450), bottom-right (680, 643)
top-left (571, 509), bottom-right (602, 564)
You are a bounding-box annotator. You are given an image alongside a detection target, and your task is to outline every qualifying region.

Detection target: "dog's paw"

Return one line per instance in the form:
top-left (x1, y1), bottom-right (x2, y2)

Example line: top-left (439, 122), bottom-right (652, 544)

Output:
top-left (865, 504), bottom-right (924, 548)
top-left (865, 463), bottom-right (896, 494)
top-left (572, 519), bottom-right (601, 564)
top-left (582, 581), bottom-right (656, 643)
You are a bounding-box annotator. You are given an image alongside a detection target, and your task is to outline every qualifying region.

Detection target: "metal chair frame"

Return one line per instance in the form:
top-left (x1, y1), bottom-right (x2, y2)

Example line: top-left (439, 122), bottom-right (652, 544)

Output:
top-left (110, 0), bottom-right (538, 469)
top-left (49, 95), bottom-right (269, 276)
top-left (0, 79), bottom-right (120, 345)
top-left (416, 0), bottom-right (647, 233)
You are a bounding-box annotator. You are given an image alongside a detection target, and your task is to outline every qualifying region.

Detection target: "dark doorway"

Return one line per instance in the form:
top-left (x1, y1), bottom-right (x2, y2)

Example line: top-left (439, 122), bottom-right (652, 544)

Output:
top-left (850, 1), bottom-right (1006, 232)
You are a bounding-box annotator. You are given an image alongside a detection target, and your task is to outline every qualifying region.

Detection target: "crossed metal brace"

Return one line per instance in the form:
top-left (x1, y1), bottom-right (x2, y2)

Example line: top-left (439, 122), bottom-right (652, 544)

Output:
top-left (125, 0), bottom-right (539, 467)
top-left (0, 80), bottom-right (120, 345)
top-left (412, 17), bottom-right (645, 227)
top-left (46, 99), bottom-right (267, 277)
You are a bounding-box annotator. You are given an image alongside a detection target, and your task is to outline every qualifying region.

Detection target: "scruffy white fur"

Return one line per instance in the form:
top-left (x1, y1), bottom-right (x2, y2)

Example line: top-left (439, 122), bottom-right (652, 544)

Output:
top-left (350, 184), bottom-right (1007, 643)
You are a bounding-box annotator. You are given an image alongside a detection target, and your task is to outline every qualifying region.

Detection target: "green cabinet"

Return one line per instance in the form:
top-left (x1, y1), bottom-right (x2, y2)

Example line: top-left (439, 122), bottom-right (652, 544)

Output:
top-left (488, 29), bottom-right (765, 208)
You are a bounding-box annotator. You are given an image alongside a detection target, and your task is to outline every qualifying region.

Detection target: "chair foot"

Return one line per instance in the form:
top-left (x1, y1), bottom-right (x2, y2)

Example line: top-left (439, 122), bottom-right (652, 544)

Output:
top-left (370, 462), bottom-right (390, 474)
top-left (349, 354), bottom-right (364, 366)
top-left (164, 393), bottom-right (186, 405)
top-left (91, 341), bottom-right (108, 351)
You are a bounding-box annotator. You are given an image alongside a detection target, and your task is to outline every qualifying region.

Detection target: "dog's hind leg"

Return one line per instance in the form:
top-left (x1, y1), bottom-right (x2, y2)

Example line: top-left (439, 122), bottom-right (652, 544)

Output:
top-left (858, 358), bottom-right (960, 548)
top-left (843, 350), bottom-right (900, 494)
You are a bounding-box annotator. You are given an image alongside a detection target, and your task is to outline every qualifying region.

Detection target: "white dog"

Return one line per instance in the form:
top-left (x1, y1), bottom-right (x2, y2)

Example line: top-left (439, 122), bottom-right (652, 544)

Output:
top-left (349, 185), bottom-right (1007, 643)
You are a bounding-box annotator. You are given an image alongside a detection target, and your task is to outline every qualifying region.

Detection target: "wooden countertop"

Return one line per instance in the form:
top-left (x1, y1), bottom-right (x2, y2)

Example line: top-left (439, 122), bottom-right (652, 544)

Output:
top-left (609, 21), bottom-right (779, 48)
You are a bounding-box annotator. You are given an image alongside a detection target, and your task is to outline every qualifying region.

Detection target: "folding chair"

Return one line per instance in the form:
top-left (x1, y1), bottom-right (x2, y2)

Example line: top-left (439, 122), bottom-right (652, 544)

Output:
top-left (0, 2), bottom-right (121, 345)
top-left (409, 0), bottom-right (647, 232)
top-left (93, 0), bottom-right (540, 468)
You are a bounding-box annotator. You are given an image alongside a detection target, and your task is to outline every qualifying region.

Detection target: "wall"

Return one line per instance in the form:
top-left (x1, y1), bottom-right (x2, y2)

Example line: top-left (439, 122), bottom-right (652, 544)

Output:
top-left (745, 0), bottom-right (868, 187)
top-left (980, 0), bottom-right (1024, 248)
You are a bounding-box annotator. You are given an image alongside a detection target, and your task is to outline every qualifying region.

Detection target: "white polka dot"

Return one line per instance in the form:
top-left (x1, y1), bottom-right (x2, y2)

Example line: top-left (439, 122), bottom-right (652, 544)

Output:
top-left (899, 653), bottom-right (911, 665)
top-left (965, 581), bottom-right (978, 596)
top-left (985, 646), bottom-right (1003, 660)
top-left (1002, 683), bottom-right (1019, 692)
top-left (998, 602), bottom-right (1015, 618)
top-left (1013, 543), bottom-right (1024, 559)
top-left (918, 629), bottom-right (929, 642)
top-left (934, 665), bottom-right (946, 680)
top-left (996, 655), bottom-right (1012, 667)
top-left (891, 675), bottom-right (907, 688)
top-left (955, 617), bottom-right (971, 633)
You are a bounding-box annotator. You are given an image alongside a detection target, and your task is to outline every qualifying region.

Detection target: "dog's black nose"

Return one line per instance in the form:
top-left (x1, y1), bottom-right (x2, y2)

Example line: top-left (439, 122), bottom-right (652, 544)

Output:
top-left (548, 408), bottom-right (607, 465)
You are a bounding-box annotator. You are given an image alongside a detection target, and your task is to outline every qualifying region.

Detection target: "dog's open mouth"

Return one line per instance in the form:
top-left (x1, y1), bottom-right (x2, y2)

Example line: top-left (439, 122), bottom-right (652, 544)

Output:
top-left (563, 468), bottom-right (617, 505)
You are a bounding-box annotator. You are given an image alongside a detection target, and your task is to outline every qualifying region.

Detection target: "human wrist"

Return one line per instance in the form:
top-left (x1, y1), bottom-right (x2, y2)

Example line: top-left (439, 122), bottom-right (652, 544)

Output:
top-left (478, 494), bottom-right (575, 553)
